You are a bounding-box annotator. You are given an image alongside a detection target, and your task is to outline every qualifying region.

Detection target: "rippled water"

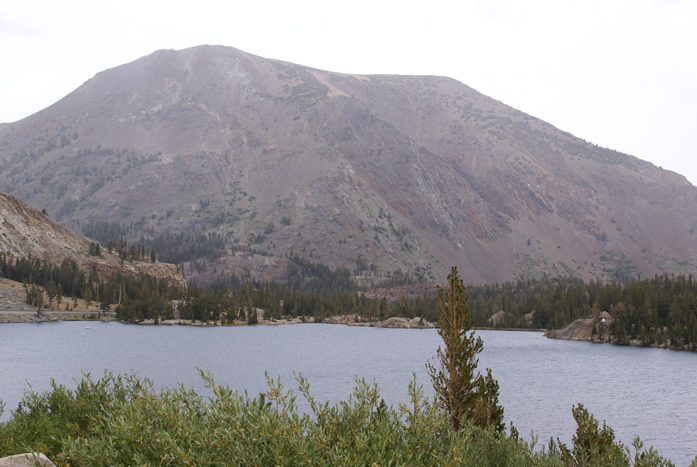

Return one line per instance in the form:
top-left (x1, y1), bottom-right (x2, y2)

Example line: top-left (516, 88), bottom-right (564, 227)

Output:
top-left (1, 322), bottom-right (695, 465)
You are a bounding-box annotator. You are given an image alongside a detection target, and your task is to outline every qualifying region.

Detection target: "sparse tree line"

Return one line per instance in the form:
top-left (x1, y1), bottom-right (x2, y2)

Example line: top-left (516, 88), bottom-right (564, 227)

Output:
top-left (82, 221), bottom-right (225, 264)
top-left (1, 253), bottom-right (91, 309)
top-left (0, 252), bottom-right (173, 313)
top-left (102, 238), bottom-right (157, 263)
top-left (284, 253), bottom-right (356, 293)
top-left (81, 221), bottom-right (426, 286)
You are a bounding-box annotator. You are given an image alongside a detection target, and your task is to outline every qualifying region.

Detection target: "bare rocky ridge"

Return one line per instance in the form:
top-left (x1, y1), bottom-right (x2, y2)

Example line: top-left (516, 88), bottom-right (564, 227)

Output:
top-left (0, 192), bottom-right (185, 287)
top-left (1, 45), bottom-right (696, 283)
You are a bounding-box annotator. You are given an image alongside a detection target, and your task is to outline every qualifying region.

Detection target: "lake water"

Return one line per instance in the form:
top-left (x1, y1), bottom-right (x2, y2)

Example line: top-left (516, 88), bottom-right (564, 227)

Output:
top-left (1, 322), bottom-right (695, 465)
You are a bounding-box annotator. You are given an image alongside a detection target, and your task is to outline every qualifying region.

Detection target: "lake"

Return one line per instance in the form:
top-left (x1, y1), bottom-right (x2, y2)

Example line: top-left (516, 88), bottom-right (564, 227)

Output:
top-left (0, 322), bottom-right (695, 465)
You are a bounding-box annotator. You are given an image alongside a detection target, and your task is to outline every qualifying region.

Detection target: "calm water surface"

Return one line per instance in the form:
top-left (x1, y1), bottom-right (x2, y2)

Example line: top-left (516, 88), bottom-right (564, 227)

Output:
top-left (1, 322), bottom-right (695, 465)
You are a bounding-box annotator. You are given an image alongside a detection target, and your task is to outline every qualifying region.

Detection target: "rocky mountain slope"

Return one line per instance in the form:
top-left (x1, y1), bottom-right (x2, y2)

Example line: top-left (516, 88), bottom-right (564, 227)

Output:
top-left (0, 192), bottom-right (184, 287)
top-left (1, 45), bottom-right (696, 284)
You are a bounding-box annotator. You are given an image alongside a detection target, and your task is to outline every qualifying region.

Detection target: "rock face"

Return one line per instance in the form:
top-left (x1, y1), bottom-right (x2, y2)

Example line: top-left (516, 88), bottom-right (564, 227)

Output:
top-left (0, 277), bottom-right (33, 310)
top-left (0, 192), bottom-right (185, 287)
top-left (545, 311), bottom-right (613, 342)
top-left (2, 45), bottom-right (697, 283)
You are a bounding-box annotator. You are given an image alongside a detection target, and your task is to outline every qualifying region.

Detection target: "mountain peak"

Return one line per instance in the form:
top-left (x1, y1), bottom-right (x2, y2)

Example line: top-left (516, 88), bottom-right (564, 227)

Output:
top-left (1, 46), bottom-right (695, 283)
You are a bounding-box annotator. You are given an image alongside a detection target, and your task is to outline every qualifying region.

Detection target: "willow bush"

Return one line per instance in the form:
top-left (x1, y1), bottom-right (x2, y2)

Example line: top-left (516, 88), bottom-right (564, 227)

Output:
top-left (0, 371), bottom-right (682, 466)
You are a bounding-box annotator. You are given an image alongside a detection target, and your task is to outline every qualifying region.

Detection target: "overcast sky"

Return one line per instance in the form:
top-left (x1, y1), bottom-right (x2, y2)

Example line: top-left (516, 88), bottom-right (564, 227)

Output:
top-left (2, 0), bottom-right (695, 184)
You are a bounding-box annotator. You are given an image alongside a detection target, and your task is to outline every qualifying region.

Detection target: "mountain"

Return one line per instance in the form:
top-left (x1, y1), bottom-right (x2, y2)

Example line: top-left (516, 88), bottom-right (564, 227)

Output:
top-left (1, 45), bottom-right (696, 284)
top-left (0, 192), bottom-right (184, 287)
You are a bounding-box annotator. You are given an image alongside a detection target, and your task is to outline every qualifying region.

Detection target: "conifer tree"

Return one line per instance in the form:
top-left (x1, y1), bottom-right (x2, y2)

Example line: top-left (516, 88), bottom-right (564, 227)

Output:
top-left (248, 308), bottom-right (258, 325)
top-left (426, 266), bottom-right (503, 431)
top-left (378, 297), bottom-right (387, 321)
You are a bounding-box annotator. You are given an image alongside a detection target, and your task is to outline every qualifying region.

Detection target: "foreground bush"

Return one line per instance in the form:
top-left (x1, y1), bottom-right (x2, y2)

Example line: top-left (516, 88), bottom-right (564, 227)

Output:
top-left (0, 372), bottom-right (681, 466)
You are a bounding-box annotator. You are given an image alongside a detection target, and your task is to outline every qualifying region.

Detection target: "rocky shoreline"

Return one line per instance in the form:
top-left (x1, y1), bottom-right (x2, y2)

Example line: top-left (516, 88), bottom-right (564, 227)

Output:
top-left (0, 306), bottom-right (435, 329)
top-left (1, 276), bottom-right (436, 328)
top-left (0, 310), bottom-right (116, 324)
top-left (322, 314), bottom-right (435, 328)
top-left (0, 277), bottom-right (111, 324)
top-left (122, 314), bottom-right (436, 329)
top-left (544, 312), bottom-right (695, 351)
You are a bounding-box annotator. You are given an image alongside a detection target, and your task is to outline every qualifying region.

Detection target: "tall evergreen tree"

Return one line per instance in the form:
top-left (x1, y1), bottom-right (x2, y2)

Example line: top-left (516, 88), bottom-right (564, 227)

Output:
top-left (426, 266), bottom-right (503, 431)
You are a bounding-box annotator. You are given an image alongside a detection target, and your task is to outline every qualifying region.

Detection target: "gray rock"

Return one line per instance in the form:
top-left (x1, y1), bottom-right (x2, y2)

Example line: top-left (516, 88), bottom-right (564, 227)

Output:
top-left (381, 316), bottom-right (435, 328)
top-left (409, 317), bottom-right (435, 328)
top-left (0, 453), bottom-right (55, 467)
top-left (488, 310), bottom-right (506, 325)
top-left (545, 311), bottom-right (613, 342)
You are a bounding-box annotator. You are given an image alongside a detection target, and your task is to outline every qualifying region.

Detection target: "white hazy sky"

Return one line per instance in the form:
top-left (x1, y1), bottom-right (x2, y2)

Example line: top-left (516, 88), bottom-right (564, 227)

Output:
top-left (1, 0), bottom-right (696, 184)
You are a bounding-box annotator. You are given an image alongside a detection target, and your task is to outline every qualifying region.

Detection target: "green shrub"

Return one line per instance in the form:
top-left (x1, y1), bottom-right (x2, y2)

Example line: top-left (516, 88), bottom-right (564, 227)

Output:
top-left (0, 372), bottom-right (679, 466)
top-left (0, 372), bottom-right (151, 461)
top-left (547, 404), bottom-right (679, 467)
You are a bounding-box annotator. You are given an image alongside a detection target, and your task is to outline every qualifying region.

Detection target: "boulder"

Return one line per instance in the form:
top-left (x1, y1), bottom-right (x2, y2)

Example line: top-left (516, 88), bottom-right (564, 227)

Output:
top-left (545, 311), bottom-right (613, 342)
top-left (323, 314), bottom-right (360, 324)
top-left (488, 310), bottom-right (506, 325)
top-left (0, 453), bottom-right (55, 467)
top-left (381, 317), bottom-right (435, 328)
top-left (524, 311), bottom-right (534, 326)
top-left (380, 317), bottom-right (412, 328)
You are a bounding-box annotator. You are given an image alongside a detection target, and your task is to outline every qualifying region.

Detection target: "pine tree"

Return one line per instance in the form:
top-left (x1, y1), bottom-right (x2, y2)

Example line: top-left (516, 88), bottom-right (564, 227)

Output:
top-left (378, 297), bottom-right (387, 321)
top-left (426, 266), bottom-right (503, 431)
top-left (247, 308), bottom-right (258, 325)
top-left (25, 284), bottom-right (44, 311)
top-left (472, 368), bottom-right (505, 433)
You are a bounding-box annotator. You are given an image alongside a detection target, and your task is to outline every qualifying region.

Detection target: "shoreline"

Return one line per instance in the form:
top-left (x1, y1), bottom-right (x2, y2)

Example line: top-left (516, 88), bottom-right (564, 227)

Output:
top-left (1, 311), bottom-right (545, 332)
top-left (545, 332), bottom-right (696, 352)
top-left (0, 310), bottom-right (115, 324)
top-left (543, 313), bottom-right (696, 352)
